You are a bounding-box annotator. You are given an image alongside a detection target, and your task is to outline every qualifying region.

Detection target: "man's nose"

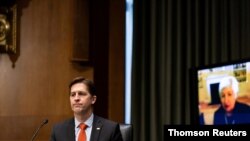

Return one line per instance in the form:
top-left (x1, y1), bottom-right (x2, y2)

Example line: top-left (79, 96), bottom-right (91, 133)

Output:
top-left (74, 94), bottom-right (80, 100)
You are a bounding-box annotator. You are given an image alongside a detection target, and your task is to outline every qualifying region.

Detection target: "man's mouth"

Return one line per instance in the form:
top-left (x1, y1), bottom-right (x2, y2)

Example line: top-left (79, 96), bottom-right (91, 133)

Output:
top-left (74, 104), bottom-right (82, 107)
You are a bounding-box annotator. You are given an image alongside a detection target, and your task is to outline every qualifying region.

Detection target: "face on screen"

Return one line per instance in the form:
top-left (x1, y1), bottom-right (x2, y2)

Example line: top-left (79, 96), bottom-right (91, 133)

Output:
top-left (220, 87), bottom-right (237, 113)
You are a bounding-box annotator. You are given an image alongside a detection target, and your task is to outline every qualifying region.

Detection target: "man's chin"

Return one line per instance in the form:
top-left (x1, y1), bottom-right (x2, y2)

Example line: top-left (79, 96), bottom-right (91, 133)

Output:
top-left (73, 108), bottom-right (83, 113)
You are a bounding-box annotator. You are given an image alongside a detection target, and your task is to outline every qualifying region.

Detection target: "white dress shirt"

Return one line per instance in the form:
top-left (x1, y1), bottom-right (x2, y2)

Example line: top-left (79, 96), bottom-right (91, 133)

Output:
top-left (75, 113), bottom-right (94, 141)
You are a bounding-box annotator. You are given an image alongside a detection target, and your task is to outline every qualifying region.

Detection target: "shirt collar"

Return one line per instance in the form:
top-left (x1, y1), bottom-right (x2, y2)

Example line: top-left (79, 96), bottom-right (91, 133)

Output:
top-left (75, 113), bottom-right (94, 128)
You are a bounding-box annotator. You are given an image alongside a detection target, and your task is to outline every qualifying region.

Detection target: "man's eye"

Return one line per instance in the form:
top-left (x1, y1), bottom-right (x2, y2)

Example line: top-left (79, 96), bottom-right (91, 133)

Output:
top-left (78, 92), bottom-right (83, 95)
top-left (70, 92), bottom-right (76, 96)
top-left (70, 91), bottom-right (88, 96)
top-left (78, 92), bottom-right (87, 95)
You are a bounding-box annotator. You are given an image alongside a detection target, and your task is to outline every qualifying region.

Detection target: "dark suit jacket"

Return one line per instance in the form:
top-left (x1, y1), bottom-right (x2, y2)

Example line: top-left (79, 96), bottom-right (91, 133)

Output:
top-left (213, 101), bottom-right (250, 125)
top-left (50, 115), bottom-right (123, 141)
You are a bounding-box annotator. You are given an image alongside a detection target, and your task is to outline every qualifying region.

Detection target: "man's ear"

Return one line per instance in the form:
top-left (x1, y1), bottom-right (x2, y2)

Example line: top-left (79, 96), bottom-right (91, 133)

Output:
top-left (92, 95), bottom-right (97, 104)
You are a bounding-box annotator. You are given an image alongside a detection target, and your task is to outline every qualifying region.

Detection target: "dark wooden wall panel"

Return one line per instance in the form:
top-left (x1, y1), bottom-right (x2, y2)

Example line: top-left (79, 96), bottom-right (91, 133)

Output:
top-left (91, 0), bottom-right (125, 123)
top-left (0, 0), bottom-right (93, 140)
top-left (91, 0), bottom-right (109, 119)
top-left (109, 0), bottom-right (125, 122)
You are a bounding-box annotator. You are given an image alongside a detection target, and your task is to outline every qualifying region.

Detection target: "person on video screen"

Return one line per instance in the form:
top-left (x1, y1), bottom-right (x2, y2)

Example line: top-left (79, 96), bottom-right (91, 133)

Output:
top-left (213, 76), bottom-right (250, 125)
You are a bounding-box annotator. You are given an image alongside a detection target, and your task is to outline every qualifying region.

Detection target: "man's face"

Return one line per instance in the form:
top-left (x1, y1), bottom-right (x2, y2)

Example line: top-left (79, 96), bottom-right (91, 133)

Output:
top-left (70, 83), bottom-right (96, 115)
top-left (220, 87), bottom-right (236, 113)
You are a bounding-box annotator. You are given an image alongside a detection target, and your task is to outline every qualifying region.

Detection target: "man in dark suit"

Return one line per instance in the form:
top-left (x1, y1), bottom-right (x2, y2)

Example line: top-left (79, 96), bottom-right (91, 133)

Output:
top-left (50, 76), bottom-right (123, 141)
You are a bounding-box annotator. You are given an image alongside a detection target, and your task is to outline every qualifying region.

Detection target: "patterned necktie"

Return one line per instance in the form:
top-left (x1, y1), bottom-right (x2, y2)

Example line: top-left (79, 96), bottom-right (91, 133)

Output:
top-left (78, 123), bottom-right (87, 141)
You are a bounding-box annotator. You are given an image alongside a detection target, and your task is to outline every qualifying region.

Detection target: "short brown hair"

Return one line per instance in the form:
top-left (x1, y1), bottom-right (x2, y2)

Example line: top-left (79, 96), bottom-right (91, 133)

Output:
top-left (69, 76), bottom-right (96, 96)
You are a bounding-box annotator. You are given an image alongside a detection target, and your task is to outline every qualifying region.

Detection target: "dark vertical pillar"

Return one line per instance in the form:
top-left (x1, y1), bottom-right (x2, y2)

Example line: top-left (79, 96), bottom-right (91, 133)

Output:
top-left (89, 0), bottom-right (109, 118)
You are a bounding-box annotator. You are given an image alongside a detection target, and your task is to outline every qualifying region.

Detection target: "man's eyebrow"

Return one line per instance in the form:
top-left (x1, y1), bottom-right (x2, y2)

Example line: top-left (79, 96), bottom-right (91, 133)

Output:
top-left (70, 91), bottom-right (88, 94)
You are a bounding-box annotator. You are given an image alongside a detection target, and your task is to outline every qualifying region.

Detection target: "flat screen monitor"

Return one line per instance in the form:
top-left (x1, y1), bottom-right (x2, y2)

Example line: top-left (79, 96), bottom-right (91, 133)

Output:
top-left (190, 59), bottom-right (250, 125)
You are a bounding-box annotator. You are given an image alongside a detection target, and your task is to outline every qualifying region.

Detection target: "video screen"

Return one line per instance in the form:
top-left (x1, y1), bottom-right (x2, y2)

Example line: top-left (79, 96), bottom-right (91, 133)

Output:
top-left (197, 60), bottom-right (250, 125)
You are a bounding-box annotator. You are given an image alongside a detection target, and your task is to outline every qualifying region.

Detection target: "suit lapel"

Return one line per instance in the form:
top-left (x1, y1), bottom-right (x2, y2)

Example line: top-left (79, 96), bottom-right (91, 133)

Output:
top-left (90, 116), bottom-right (103, 141)
top-left (67, 118), bottom-right (76, 141)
